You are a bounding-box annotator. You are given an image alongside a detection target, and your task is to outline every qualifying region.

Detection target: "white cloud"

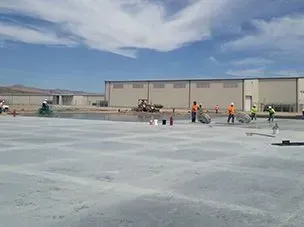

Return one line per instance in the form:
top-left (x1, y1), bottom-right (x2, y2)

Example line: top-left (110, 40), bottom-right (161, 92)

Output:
top-left (0, 0), bottom-right (230, 58)
top-left (226, 68), bottom-right (304, 78)
top-left (0, 22), bottom-right (75, 46)
top-left (226, 68), bottom-right (265, 77)
top-left (209, 56), bottom-right (219, 64)
top-left (231, 57), bottom-right (273, 66)
top-left (222, 15), bottom-right (304, 55)
top-left (272, 70), bottom-right (303, 77)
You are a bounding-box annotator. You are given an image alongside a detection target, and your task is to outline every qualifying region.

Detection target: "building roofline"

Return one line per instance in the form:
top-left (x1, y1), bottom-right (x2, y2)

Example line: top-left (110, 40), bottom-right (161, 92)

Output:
top-left (0, 93), bottom-right (104, 96)
top-left (105, 76), bottom-right (304, 83)
top-left (0, 93), bottom-right (53, 96)
top-left (51, 93), bottom-right (74, 96)
top-left (79, 93), bottom-right (104, 96)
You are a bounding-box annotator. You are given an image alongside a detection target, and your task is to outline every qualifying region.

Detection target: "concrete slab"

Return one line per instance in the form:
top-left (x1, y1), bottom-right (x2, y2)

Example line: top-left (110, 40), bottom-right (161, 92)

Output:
top-left (1, 116), bottom-right (304, 227)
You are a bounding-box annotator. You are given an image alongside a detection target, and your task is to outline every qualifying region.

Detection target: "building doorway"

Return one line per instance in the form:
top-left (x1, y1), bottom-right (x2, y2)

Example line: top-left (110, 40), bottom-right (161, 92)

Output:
top-left (244, 95), bottom-right (252, 112)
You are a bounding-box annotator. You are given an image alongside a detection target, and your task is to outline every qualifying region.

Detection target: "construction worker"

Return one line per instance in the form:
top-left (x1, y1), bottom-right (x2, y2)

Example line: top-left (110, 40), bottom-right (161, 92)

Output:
top-left (0, 100), bottom-right (3, 114)
top-left (250, 104), bottom-right (257, 120)
top-left (191, 101), bottom-right (199, 122)
top-left (198, 103), bottom-right (203, 116)
top-left (227, 102), bottom-right (235, 123)
top-left (215, 104), bottom-right (219, 113)
top-left (268, 106), bottom-right (275, 122)
top-left (42, 99), bottom-right (50, 111)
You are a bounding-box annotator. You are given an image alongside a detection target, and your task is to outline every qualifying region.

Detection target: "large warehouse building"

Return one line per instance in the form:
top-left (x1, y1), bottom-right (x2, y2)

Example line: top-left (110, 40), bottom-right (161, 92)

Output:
top-left (105, 77), bottom-right (304, 112)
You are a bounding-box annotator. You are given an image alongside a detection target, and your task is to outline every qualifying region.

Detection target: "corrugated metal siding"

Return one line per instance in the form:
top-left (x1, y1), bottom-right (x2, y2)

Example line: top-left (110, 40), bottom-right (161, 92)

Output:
top-left (244, 79), bottom-right (259, 104)
top-left (109, 82), bottom-right (148, 107)
top-left (298, 78), bottom-right (304, 110)
top-left (149, 81), bottom-right (189, 108)
top-left (72, 95), bottom-right (104, 106)
top-left (105, 82), bottom-right (110, 102)
top-left (28, 96), bottom-right (53, 105)
top-left (85, 95), bottom-right (104, 105)
top-left (72, 96), bottom-right (85, 105)
top-left (259, 78), bottom-right (296, 105)
top-left (0, 95), bottom-right (52, 105)
top-left (190, 80), bottom-right (243, 110)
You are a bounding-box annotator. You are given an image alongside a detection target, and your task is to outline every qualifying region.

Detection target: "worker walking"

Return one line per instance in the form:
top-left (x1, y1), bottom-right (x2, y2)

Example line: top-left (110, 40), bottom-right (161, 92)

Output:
top-left (215, 105), bottom-right (219, 113)
top-left (227, 102), bottom-right (235, 123)
top-left (191, 101), bottom-right (199, 122)
top-left (250, 104), bottom-right (257, 120)
top-left (268, 106), bottom-right (275, 122)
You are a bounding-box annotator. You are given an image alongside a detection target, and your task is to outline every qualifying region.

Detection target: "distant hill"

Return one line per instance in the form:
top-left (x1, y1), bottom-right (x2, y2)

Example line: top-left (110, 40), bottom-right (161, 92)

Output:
top-left (0, 85), bottom-right (103, 95)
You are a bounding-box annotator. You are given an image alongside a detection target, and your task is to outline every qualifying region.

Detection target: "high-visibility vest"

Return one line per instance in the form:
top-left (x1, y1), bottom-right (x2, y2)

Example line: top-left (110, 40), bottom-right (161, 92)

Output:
top-left (192, 104), bottom-right (199, 112)
top-left (251, 107), bottom-right (257, 113)
top-left (228, 106), bottom-right (235, 114)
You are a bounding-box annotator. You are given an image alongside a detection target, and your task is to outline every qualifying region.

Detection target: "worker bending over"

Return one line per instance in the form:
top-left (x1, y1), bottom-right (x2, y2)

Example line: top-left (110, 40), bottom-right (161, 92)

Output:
top-left (191, 101), bottom-right (199, 122)
top-left (268, 106), bottom-right (275, 122)
top-left (250, 104), bottom-right (257, 120)
top-left (227, 102), bottom-right (235, 123)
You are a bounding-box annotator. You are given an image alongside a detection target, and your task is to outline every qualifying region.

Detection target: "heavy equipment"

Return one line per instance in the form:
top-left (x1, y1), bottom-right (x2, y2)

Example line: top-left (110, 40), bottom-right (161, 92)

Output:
top-left (131, 99), bottom-right (163, 113)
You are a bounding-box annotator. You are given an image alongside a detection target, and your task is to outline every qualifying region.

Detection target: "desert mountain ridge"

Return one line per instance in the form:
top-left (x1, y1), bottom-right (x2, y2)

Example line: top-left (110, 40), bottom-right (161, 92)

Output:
top-left (0, 84), bottom-right (103, 95)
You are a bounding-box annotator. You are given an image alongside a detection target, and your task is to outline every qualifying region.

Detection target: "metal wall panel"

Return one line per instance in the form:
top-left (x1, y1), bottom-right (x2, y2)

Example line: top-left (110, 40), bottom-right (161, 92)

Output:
top-left (149, 81), bottom-right (189, 108)
top-left (258, 78), bottom-right (297, 107)
top-left (297, 78), bottom-right (304, 111)
top-left (190, 80), bottom-right (243, 111)
top-left (108, 82), bottom-right (149, 107)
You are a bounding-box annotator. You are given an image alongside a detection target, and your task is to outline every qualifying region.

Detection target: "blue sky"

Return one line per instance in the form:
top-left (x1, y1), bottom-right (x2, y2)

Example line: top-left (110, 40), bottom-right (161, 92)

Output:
top-left (0, 0), bottom-right (304, 92)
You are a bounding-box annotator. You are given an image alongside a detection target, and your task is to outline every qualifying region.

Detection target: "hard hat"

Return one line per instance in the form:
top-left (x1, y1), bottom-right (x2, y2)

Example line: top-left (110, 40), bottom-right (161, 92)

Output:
top-left (268, 106), bottom-right (272, 108)
top-left (44, 99), bottom-right (47, 101)
top-left (230, 102), bottom-right (234, 105)
top-left (253, 104), bottom-right (256, 107)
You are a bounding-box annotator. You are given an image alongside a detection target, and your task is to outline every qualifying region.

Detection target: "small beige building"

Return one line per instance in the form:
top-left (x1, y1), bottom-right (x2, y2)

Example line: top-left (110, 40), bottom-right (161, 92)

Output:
top-left (0, 93), bottom-right (54, 105)
top-left (71, 94), bottom-right (105, 106)
top-left (0, 93), bottom-right (105, 106)
top-left (105, 77), bottom-right (304, 112)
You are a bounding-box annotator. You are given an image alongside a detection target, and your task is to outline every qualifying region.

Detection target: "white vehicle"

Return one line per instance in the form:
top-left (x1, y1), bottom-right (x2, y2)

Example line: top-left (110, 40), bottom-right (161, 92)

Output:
top-left (2, 104), bottom-right (9, 112)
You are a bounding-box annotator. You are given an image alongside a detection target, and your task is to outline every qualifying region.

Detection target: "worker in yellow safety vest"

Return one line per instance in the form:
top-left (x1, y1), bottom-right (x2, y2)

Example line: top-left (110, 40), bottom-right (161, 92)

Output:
top-left (268, 106), bottom-right (275, 122)
top-left (250, 104), bottom-right (257, 120)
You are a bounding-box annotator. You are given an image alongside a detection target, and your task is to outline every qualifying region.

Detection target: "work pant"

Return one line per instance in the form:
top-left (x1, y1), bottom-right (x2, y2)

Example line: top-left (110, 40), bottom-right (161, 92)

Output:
top-left (191, 111), bottom-right (197, 122)
top-left (251, 113), bottom-right (257, 120)
top-left (227, 114), bottom-right (235, 123)
top-left (268, 113), bottom-right (274, 122)
top-left (0, 107), bottom-right (2, 114)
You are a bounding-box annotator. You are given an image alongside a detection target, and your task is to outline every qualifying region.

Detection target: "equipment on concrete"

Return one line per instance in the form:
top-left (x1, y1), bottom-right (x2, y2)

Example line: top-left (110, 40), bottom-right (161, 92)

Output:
top-left (272, 140), bottom-right (304, 146)
top-left (197, 111), bottom-right (211, 124)
top-left (131, 99), bottom-right (163, 112)
top-left (37, 106), bottom-right (58, 117)
top-left (169, 116), bottom-right (173, 126)
top-left (236, 112), bottom-right (251, 124)
top-left (245, 132), bottom-right (275, 138)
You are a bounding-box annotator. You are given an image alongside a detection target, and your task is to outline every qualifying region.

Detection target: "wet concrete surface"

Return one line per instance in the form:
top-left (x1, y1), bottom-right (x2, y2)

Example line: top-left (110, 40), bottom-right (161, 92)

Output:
top-left (0, 116), bottom-right (304, 227)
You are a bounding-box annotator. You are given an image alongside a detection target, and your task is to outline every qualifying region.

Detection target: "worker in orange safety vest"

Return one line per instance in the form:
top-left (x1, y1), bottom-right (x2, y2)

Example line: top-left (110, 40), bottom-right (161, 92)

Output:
top-left (191, 101), bottom-right (199, 122)
top-left (227, 102), bottom-right (235, 123)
